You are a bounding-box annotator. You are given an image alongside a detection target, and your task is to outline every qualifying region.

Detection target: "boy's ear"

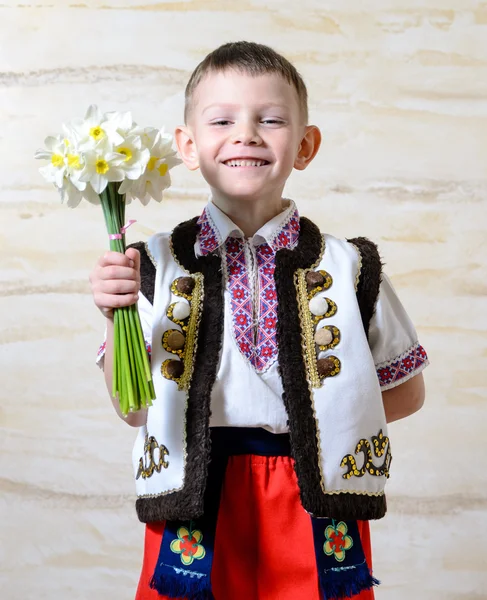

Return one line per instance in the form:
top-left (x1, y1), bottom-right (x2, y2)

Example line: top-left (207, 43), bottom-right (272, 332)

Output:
top-left (294, 125), bottom-right (322, 171)
top-left (174, 126), bottom-right (199, 171)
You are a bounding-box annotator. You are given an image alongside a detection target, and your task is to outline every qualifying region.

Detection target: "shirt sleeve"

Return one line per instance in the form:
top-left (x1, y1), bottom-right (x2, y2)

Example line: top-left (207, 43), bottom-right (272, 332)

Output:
top-left (96, 292), bottom-right (153, 370)
top-left (368, 273), bottom-right (429, 391)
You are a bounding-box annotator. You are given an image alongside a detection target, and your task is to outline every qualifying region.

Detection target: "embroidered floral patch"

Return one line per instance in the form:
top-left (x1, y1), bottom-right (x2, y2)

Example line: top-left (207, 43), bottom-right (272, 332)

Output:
top-left (324, 521), bottom-right (354, 562)
top-left (377, 343), bottom-right (428, 387)
top-left (170, 526), bottom-right (206, 566)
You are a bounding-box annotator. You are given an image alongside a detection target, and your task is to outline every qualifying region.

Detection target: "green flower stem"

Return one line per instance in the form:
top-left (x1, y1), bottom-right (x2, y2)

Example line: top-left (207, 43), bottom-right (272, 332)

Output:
top-left (112, 307), bottom-right (119, 399)
top-left (122, 306), bottom-right (138, 410)
top-left (128, 305), bottom-right (151, 402)
top-left (133, 302), bottom-right (152, 383)
top-left (99, 183), bottom-right (156, 415)
top-left (118, 309), bottom-right (135, 412)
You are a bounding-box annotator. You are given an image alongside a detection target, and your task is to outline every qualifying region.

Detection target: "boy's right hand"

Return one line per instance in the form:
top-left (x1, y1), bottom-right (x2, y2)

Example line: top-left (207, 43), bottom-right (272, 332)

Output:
top-left (89, 248), bottom-right (141, 320)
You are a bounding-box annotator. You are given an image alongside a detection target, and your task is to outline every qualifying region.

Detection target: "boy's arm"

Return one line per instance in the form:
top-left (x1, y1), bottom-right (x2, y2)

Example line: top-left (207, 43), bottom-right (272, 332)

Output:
top-left (382, 372), bottom-right (425, 423)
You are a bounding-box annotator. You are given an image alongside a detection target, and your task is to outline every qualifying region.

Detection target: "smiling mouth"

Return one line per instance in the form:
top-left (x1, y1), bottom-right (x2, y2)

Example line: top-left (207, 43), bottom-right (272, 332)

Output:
top-left (223, 159), bottom-right (270, 167)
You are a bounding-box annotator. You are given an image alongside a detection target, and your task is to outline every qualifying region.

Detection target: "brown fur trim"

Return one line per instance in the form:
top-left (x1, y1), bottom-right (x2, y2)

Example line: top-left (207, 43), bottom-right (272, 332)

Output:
top-left (276, 220), bottom-right (386, 520)
top-left (347, 237), bottom-right (383, 339)
top-left (127, 241), bottom-right (156, 306)
top-left (135, 218), bottom-right (224, 522)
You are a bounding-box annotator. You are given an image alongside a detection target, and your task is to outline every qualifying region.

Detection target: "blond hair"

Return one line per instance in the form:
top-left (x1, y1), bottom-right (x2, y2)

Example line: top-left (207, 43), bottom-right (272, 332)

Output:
top-left (184, 41), bottom-right (308, 124)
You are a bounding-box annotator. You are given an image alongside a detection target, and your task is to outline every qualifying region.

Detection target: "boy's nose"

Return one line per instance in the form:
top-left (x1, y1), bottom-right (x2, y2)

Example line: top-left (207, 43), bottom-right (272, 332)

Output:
top-left (231, 124), bottom-right (262, 146)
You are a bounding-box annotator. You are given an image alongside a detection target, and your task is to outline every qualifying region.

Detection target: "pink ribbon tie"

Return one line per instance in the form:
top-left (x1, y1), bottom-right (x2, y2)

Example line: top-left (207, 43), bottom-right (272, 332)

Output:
top-left (109, 219), bottom-right (136, 240)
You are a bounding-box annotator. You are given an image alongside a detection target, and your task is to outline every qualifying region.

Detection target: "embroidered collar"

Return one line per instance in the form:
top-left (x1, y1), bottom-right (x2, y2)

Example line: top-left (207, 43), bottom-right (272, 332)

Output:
top-left (196, 199), bottom-right (300, 256)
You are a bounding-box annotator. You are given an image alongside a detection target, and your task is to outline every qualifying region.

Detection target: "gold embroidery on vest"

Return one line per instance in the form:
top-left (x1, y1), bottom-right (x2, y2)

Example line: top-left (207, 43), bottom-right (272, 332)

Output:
top-left (340, 430), bottom-right (392, 480)
top-left (136, 433), bottom-right (170, 480)
top-left (161, 274), bottom-right (204, 391)
top-left (295, 268), bottom-right (341, 389)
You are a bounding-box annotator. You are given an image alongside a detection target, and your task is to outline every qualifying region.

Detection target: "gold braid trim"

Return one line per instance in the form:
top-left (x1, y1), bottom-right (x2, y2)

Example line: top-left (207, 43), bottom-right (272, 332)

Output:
top-left (144, 240), bottom-right (157, 268)
top-left (178, 273), bottom-right (203, 392)
top-left (294, 234), bottom-right (327, 494)
top-left (295, 268), bottom-right (322, 389)
top-left (349, 242), bottom-right (362, 292)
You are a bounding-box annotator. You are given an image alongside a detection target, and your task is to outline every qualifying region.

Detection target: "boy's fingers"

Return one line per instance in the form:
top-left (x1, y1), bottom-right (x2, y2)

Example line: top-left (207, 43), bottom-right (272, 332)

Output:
top-left (94, 292), bottom-right (139, 310)
top-left (99, 251), bottom-right (133, 268)
top-left (98, 280), bottom-right (139, 295)
top-left (125, 247), bottom-right (140, 272)
top-left (98, 266), bottom-right (138, 281)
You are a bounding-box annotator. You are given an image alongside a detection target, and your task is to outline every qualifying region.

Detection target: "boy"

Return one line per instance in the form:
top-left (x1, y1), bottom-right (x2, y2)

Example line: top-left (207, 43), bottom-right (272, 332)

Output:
top-left (91, 41), bottom-right (428, 600)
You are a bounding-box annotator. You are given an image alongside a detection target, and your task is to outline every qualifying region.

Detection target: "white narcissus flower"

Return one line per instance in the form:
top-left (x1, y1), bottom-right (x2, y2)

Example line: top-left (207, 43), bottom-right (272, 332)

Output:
top-left (114, 135), bottom-right (150, 181)
top-left (35, 134), bottom-right (99, 207)
top-left (68, 104), bottom-right (125, 152)
top-left (119, 128), bottom-right (182, 204)
top-left (79, 139), bottom-right (126, 194)
top-left (35, 106), bottom-right (181, 207)
top-left (35, 135), bottom-right (68, 188)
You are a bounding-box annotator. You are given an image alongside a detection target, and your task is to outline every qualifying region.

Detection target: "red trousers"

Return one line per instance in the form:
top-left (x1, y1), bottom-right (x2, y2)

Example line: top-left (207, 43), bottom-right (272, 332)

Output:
top-left (136, 455), bottom-right (375, 600)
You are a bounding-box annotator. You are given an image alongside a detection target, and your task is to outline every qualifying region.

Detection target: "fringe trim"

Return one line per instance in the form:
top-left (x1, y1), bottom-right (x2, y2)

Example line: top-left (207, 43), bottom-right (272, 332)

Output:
top-left (307, 492), bottom-right (387, 521)
top-left (320, 562), bottom-right (380, 600)
top-left (149, 571), bottom-right (214, 600)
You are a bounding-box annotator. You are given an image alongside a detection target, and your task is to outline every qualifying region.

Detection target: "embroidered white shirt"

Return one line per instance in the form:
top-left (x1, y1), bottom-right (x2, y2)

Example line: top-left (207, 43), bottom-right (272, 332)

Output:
top-left (97, 199), bottom-right (428, 433)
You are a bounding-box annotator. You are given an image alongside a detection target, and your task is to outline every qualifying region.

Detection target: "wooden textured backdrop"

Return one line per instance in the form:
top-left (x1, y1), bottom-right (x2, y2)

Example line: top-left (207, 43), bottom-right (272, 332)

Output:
top-left (1, 2), bottom-right (486, 598)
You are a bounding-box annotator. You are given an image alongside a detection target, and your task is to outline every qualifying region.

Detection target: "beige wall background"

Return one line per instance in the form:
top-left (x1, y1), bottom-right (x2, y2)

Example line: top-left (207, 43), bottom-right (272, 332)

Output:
top-left (1, 1), bottom-right (486, 599)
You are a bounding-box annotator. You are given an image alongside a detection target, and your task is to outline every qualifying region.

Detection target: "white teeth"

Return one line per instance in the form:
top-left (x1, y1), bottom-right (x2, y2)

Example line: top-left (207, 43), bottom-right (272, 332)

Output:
top-left (225, 160), bottom-right (268, 167)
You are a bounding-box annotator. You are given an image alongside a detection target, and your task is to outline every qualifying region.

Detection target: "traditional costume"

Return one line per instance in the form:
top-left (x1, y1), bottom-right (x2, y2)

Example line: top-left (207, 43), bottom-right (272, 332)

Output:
top-left (97, 199), bottom-right (428, 600)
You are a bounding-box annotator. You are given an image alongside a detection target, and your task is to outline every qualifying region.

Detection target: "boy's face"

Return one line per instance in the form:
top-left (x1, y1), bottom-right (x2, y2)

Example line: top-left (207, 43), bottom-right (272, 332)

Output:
top-left (176, 70), bottom-right (319, 204)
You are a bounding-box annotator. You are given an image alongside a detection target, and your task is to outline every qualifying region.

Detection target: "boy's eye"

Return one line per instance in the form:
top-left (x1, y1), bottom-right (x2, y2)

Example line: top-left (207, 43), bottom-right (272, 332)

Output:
top-left (211, 120), bottom-right (232, 126)
top-left (261, 119), bottom-right (284, 125)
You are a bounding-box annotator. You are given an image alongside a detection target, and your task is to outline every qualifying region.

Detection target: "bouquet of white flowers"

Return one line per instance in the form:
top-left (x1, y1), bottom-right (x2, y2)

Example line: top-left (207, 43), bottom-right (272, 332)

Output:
top-left (35, 105), bottom-right (181, 415)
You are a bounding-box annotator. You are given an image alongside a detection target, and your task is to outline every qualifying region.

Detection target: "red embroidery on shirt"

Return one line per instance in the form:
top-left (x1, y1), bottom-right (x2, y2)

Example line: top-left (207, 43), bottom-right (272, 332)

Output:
top-left (197, 205), bottom-right (300, 372)
top-left (377, 343), bottom-right (428, 387)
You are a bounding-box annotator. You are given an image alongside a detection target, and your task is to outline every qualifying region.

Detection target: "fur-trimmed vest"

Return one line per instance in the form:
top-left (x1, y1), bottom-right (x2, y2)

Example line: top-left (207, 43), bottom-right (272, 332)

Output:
top-left (130, 216), bottom-right (389, 524)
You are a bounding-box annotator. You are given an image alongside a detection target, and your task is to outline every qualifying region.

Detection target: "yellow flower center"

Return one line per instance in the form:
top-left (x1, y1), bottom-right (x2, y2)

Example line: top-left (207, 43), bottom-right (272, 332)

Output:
top-left (67, 153), bottom-right (82, 169)
top-left (117, 147), bottom-right (132, 162)
top-left (96, 159), bottom-right (109, 174)
top-left (147, 156), bottom-right (158, 171)
top-left (158, 163), bottom-right (168, 177)
top-left (51, 154), bottom-right (64, 168)
top-left (90, 126), bottom-right (105, 141)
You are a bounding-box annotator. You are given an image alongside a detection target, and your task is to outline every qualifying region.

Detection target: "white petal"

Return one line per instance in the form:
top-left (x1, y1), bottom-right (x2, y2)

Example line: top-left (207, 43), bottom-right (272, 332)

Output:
top-left (83, 184), bottom-right (101, 204)
top-left (39, 164), bottom-right (57, 182)
top-left (91, 173), bottom-right (107, 194)
top-left (106, 168), bottom-right (125, 182)
top-left (35, 149), bottom-right (52, 160)
top-left (85, 104), bottom-right (104, 125)
top-left (66, 187), bottom-right (83, 208)
top-left (118, 179), bottom-right (133, 194)
top-left (54, 168), bottom-right (66, 188)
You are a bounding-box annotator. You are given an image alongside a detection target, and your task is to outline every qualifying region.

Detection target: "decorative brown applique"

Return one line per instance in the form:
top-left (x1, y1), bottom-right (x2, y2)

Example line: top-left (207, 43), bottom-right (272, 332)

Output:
top-left (163, 329), bottom-right (186, 356)
top-left (316, 356), bottom-right (341, 379)
top-left (162, 275), bottom-right (204, 390)
top-left (136, 432), bottom-right (170, 480)
top-left (306, 270), bottom-right (333, 295)
top-left (340, 430), bottom-right (392, 480)
top-left (309, 298), bottom-right (337, 325)
top-left (161, 358), bottom-right (184, 381)
top-left (167, 302), bottom-right (191, 330)
top-left (171, 276), bottom-right (196, 300)
top-left (295, 267), bottom-right (341, 388)
top-left (315, 326), bottom-right (341, 351)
